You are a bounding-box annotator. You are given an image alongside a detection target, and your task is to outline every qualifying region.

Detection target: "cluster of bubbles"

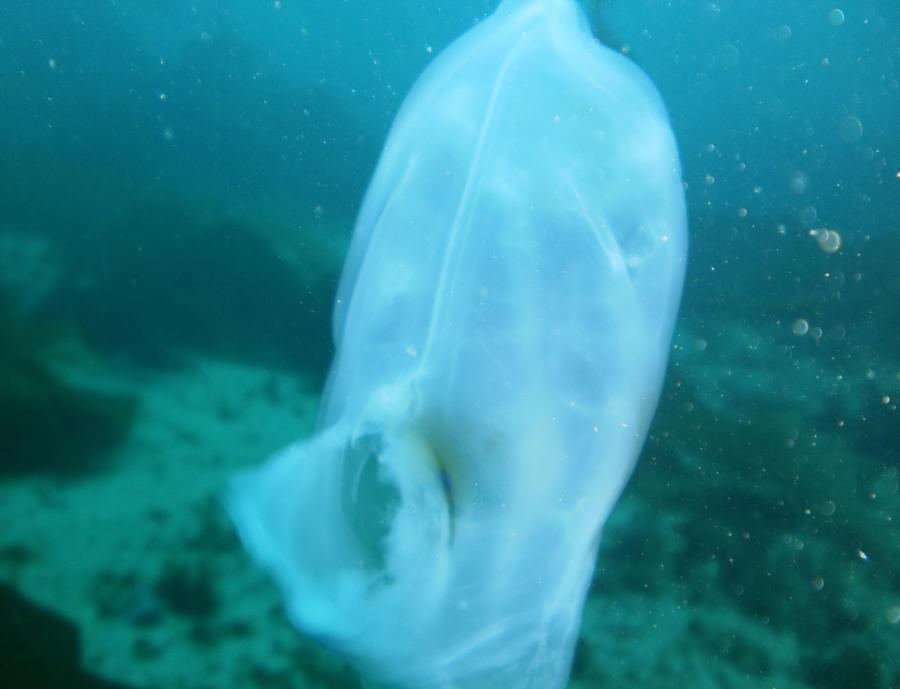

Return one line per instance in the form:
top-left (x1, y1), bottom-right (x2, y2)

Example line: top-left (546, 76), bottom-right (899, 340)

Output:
top-left (809, 227), bottom-right (842, 253)
top-left (791, 319), bottom-right (847, 342)
top-left (776, 8), bottom-right (845, 43)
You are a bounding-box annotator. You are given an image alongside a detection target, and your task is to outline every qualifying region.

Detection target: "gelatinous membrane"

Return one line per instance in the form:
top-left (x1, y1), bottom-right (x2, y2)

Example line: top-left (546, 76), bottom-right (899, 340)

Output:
top-left (227, 1), bottom-right (687, 687)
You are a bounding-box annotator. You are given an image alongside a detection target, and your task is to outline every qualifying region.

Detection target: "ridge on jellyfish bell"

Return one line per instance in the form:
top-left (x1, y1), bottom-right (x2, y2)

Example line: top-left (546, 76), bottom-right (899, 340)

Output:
top-left (226, 0), bottom-right (688, 688)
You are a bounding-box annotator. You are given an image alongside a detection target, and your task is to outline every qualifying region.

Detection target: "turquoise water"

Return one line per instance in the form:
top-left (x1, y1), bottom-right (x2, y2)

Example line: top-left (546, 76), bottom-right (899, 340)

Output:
top-left (0, 1), bottom-right (897, 688)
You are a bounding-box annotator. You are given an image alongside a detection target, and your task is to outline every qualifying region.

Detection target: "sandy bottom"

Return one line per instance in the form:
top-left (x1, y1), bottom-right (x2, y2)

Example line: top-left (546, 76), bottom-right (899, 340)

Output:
top-left (0, 355), bottom-right (363, 688)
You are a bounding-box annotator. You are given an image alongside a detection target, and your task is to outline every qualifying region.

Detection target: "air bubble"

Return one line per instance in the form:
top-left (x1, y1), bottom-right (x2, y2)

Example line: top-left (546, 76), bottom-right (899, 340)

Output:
top-left (718, 44), bottom-right (740, 68)
top-left (838, 115), bottom-right (863, 143)
top-left (799, 205), bottom-right (818, 224)
top-left (789, 171), bottom-right (809, 194)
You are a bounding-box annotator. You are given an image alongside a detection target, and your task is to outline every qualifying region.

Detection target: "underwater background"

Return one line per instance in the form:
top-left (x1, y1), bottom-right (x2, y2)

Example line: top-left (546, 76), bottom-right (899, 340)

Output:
top-left (0, 0), bottom-right (897, 687)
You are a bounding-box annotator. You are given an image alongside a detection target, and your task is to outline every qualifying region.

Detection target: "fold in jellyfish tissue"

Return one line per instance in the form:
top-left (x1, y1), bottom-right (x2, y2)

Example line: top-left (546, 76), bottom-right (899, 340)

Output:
top-left (226, 0), bottom-right (687, 687)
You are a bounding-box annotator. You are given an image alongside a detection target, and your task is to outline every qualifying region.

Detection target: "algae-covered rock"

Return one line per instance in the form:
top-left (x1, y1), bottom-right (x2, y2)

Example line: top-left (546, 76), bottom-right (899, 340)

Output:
top-left (42, 202), bottom-right (339, 380)
top-left (0, 298), bottom-right (136, 477)
top-left (0, 581), bottom-right (138, 689)
top-left (587, 314), bottom-right (900, 689)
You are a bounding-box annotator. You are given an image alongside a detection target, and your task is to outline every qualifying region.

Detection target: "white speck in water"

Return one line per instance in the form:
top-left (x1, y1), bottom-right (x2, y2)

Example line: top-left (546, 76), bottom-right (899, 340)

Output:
top-left (858, 550), bottom-right (868, 561)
